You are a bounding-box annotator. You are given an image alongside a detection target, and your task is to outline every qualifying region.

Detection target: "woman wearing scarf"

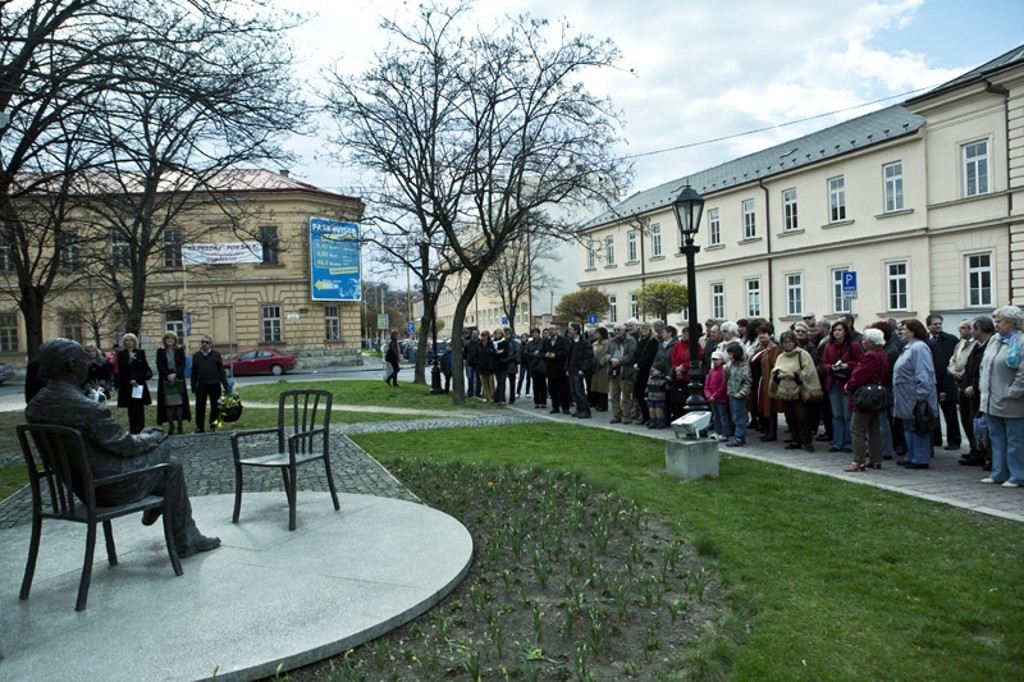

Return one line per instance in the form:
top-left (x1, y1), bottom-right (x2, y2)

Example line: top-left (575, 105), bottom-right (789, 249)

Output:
top-left (979, 305), bottom-right (1024, 487)
top-left (769, 330), bottom-right (822, 452)
top-left (843, 328), bottom-right (890, 471)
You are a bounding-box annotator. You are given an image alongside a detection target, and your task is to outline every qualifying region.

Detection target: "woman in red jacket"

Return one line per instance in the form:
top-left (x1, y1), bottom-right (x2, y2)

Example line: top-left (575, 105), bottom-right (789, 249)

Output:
top-left (821, 320), bottom-right (864, 453)
top-left (843, 328), bottom-right (890, 471)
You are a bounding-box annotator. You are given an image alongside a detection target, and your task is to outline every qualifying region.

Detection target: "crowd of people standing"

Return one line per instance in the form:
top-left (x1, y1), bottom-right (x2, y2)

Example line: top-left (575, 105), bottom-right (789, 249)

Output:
top-left (461, 306), bottom-right (1024, 488)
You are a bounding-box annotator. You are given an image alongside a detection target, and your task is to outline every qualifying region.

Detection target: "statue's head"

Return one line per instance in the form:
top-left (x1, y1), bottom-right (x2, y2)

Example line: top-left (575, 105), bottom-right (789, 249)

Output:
top-left (39, 338), bottom-right (88, 383)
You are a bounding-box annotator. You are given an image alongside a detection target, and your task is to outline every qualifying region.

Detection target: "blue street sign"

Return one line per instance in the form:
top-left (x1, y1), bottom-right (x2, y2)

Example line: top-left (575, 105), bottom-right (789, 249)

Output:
top-left (841, 270), bottom-right (857, 293)
top-left (587, 314), bottom-right (598, 324)
top-left (501, 316), bottom-right (508, 325)
top-left (406, 321), bottom-right (416, 335)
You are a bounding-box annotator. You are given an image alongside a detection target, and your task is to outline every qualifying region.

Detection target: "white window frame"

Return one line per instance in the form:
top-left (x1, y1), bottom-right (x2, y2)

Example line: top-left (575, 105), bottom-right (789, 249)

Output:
top-left (966, 253), bottom-right (993, 308)
top-left (0, 312), bottom-right (19, 352)
top-left (325, 304), bottom-right (341, 341)
top-left (58, 233), bottom-right (79, 271)
top-left (782, 189), bottom-right (798, 231)
top-left (630, 292), bottom-right (639, 319)
top-left (832, 269), bottom-right (853, 314)
top-left (164, 309), bottom-right (184, 339)
top-left (260, 226), bottom-right (279, 265)
top-left (707, 208), bottom-right (721, 246)
top-left (651, 223), bottom-right (662, 257)
top-left (886, 261), bottom-right (908, 312)
top-left (745, 278), bottom-right (761, 317)
top-left (627, 230), bottom-right (638, 262)
top-left (829, 176), bottom-right (846, 222)
top-left (608, 293), bottom-right (617, 323)
top-left (964, 140), bottom-right (989, 197)
top-left (883, 162), bottom-right (904, 212)
top-left (261, 304), bottom-right (282, 343)
top-left (61, 314), bottom-right (83, 343)
top-left (604, 235), bottom-right (615, 265)
top-left (786, 274), bottom-right (803, 317)
top-left (742, 199), bottom-right (756, 239)
top-left (163, 228), bottom-right (183, 268)
top-left (711, 282), bottom-right (725, 319)
top-left (586, 239), bottom-right (596, 269)
top-left (111, 230), bottom-right (131, 268)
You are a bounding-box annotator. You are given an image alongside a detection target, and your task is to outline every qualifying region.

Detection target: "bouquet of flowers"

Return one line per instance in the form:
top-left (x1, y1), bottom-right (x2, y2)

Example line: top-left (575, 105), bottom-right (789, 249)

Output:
top-left (217, 388), bottom-right (243, 424)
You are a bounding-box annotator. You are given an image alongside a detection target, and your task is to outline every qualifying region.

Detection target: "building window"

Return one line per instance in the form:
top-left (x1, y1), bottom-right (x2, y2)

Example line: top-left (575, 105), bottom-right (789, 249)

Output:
top-left (746, 279), bottom-right (761, 317)
top-left (742, 199), bottom-right (756, 239)
top-left (627, 230), bottom-right (638, 262)
top-left (163, 229), bottom-right (183, 268)
top-left (165, 309), bottom-right (184, 338)
top-left (325, 305), bottom-right (341, 341)
top-left (586, 239), bottom-right (596, 269)
top-left (608, 293), bottom-right (617, 323)
top-left (261, 304), bottom-right (282, 342)
top-left (966, 253), bottom-right (993, 307)
top-left (886, 261), bottom-right (908, 311)
top-left (832, 269), bottom-right (852, 314)
top-left (883, 162), bottom-right (904, 212)
top-left (111, 230), bottom-right (131, 268)
top-left (711, 283), bottom-right (725, 319)
top-left (829, 176), bottom-right (846, 222)
top-left (0, 236), bottom-right (12, 272)
top-left (782, 189), bottom-right (798, 231)
top-left (786, 274), bottom-right (803, 317)
top-left (260, 226), bottom-right (279, 265)
top-left (707, 208), bottom-right (721, 246)
top-left (651, 223), bottom-right (662, 257)
top-left (605, 235), bottom-right (615, 265)
top-left (0, 312), bottom-right (19, 352)
top-left (964, 140), bottom-right (989, 197)
top-left (630, 292), bottom-right (639, 319)
top-left (58, 232), bottom-right (79, 271)
top-left (61, 314), bottom-right (83, 343)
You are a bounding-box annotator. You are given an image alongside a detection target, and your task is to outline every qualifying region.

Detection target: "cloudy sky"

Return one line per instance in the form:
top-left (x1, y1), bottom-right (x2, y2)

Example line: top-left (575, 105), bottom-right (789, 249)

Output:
top-left (282, 0), bottom-right (1024, 199)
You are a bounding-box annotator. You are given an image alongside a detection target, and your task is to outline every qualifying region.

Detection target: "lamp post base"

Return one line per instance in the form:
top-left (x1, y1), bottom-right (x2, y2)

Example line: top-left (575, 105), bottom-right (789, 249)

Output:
top-left (429, 361), bottom-right (444, 394)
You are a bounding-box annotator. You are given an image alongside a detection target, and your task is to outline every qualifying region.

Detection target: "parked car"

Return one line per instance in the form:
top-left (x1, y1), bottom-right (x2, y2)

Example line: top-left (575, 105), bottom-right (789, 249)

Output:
top-left (0, 362), bottom-right (14, 385)
top-left (225, 349), bottom-right (297, 376)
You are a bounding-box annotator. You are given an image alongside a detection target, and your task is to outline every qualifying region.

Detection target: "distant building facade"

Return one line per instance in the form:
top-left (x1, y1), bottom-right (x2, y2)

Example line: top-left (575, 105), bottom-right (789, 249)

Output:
top-left (577, 45), bottom-right (1024, 330)
top-left (0, 169), bottom-right (365, 364)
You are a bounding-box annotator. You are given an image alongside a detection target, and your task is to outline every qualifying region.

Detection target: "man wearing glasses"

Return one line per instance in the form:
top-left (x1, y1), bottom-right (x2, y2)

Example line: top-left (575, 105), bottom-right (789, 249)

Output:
top-left (191, 335), bottom-right (230, 433)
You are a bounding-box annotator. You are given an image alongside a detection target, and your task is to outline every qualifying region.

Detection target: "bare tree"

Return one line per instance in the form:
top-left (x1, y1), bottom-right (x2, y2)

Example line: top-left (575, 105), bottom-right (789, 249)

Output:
top-left (0, 0), bottom-right (305, 358)
top-left (479, 228), bottom-right (561, 336)
top-left (324, 2), bottom-right (630, 402)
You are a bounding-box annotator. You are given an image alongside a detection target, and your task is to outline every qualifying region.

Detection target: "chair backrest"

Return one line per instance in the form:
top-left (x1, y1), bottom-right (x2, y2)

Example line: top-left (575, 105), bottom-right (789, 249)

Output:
top-left (18, 424), bottom-right (96, 521)
top-left (276, 389), bottom-right (333, 454)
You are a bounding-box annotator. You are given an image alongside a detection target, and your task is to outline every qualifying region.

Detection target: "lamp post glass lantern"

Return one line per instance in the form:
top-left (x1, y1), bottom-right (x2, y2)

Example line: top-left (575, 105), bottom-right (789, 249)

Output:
top-left (673, 183), bottom-right (709, 413)
top-left (425, 272), bottom-right (443, 394)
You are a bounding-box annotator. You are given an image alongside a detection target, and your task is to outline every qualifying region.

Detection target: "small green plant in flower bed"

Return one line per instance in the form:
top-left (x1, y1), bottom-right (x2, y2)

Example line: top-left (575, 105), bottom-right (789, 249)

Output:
top-left (274, 461), bottom-right (736, 681)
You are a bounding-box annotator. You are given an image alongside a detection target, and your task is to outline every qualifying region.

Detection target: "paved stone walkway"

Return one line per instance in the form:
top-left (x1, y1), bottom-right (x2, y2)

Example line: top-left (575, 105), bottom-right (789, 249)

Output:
top-left (3, 402), bottom-right (1021, 526)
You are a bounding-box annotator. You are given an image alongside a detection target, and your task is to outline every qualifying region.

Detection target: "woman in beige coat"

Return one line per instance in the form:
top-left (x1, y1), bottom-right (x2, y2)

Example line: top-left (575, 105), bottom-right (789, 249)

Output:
top-left (588, 327), bottom-right (609, 411)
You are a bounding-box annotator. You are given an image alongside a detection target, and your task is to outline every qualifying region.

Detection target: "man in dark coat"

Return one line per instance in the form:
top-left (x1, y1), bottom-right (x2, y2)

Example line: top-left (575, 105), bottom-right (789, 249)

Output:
top-left (566, 323), bottom-right (594, 418)
top-left (926, 314), bottom-right (961, 450)
top-left (25, 338), bottom-right (219, 557)
top-left (191, 334), bottom-right (230, 432)
top-left (544, 323), bottom-right (571, 414)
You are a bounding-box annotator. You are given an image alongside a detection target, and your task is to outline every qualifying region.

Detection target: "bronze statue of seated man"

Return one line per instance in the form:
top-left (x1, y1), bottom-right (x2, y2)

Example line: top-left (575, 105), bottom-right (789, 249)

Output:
top-left (26, 338), bottom-right (220, 557)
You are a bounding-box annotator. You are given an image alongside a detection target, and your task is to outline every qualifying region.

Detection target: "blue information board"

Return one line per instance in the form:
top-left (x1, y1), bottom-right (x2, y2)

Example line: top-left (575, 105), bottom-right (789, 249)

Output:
top-left (309, 218), bottom-right (361, 301)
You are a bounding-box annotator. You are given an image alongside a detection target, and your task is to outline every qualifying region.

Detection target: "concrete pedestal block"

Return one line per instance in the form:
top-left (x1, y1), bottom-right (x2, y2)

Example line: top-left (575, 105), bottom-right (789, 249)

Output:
top-left (665, 439), bottom-right (720, 479)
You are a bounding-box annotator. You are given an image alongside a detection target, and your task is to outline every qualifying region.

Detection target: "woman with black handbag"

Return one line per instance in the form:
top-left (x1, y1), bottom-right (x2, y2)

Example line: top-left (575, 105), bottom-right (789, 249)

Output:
top-left (844, 328), bottom-right (890, 471)
top-left (892, 319), bottom-right (939, 469)
top-left (156, 331), bottom-right (191, 435)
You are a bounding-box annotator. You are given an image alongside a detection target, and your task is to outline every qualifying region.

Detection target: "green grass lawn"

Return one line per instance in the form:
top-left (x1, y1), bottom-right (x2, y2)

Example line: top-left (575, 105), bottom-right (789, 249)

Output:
top-left (351, 423), bottom-right (1024, 681)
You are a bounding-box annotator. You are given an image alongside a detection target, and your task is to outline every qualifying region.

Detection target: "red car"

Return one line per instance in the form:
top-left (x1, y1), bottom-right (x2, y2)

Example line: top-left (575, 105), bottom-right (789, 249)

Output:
top-left (225, 349), bottom-right (297, 376)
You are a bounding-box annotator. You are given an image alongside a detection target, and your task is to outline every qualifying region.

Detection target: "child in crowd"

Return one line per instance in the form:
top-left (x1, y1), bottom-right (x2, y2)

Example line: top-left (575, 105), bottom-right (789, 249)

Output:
top-left (704, 350), bottom-right (731, 441)
top-left (645, 361), bottom-right (668, 428)
top-left (725, 342), bottom-right (752, 446)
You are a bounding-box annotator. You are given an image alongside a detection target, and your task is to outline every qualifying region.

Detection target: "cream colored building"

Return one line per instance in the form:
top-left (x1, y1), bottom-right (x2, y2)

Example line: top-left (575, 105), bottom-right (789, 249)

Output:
top-left (0, 170), bottom-right (365, 364)
top-left (577, 45), bottom-right (1024, 331)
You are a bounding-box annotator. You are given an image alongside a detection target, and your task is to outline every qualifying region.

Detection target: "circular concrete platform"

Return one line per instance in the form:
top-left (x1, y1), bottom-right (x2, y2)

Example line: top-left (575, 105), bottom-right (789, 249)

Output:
top-left (0, 492), bottom-right (473, 681)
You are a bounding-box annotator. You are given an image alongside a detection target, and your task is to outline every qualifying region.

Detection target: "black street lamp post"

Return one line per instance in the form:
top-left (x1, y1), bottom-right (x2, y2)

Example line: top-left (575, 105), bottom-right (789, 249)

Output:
top-left (672, 183), bottom-right (710, 413)
top-left (425, 271), bottom-right (443, 394)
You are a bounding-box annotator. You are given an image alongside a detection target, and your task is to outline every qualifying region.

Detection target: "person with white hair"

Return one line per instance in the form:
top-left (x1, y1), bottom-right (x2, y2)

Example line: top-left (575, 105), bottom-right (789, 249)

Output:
top-left (979, 305), bottom-right (1024, 487)
top-left (843, 327), bottom-right (891, 471)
